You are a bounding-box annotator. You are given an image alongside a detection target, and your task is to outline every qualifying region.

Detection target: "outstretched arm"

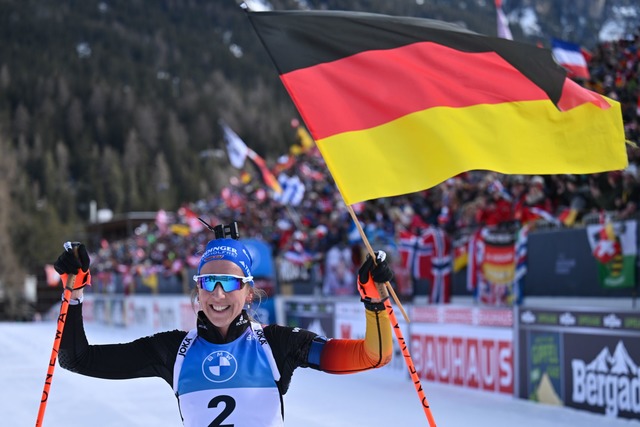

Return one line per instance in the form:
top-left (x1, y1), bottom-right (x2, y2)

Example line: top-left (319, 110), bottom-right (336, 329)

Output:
top-left (58, 289), bottom-right (185, 385)
top-left (319, 250), bottom-right (394, 373)
top-left (319, 304), bottom-right (392, 373)
top-left (53, 244), bottom-right (185, 385)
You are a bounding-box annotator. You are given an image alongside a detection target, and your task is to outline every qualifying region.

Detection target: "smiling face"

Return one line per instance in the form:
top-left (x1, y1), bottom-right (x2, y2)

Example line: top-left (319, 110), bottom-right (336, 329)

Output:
top-left (197, 259), bottom-right (251, 338)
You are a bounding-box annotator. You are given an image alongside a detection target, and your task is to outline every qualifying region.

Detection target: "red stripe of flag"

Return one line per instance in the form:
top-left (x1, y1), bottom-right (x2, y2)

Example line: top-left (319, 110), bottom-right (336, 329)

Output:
top-left (282, 41), bottom-right (549, 140)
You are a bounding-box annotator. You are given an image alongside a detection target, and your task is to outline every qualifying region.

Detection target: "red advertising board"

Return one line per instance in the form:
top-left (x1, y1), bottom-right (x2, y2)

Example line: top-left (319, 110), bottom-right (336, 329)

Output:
top-left (411, 323), bottom-right (513, 394)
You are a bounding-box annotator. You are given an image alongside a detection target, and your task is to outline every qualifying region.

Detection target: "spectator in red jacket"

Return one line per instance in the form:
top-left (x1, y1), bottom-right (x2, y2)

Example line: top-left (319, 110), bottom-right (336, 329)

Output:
top-left (475, 180), bottom-right (513, 227)
top-left (515, 176), bottom-right (553, 225)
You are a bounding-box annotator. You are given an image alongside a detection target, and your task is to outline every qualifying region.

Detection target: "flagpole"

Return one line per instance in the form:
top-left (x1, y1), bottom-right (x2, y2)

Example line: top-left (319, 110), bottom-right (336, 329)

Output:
top-left (346, 205), bottom-right (409, 322)
top-left (346, 205), bottom-right (437, 427)
top-left (286, 205), bottom-right (304, 230)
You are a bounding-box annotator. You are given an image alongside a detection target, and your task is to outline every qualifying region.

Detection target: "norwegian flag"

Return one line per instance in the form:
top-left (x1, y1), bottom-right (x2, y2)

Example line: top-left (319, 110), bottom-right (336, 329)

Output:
top-left (466, 228), bottom-right (485, 292)
top-left (424, 227), bottom-right (452, 304)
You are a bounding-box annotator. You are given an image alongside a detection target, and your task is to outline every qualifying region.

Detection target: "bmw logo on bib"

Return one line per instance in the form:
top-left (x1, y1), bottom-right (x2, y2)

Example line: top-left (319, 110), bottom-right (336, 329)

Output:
top-left (202, 351), bottom-right (238, 383)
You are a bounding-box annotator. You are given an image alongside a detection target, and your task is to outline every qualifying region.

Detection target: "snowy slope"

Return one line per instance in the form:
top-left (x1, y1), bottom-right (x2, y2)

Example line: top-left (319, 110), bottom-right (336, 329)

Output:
top-left (3, 320), bottom-right (640, 426)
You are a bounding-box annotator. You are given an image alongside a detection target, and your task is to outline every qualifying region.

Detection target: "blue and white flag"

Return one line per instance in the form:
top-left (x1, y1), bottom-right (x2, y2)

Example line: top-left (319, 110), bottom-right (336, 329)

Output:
top-left (274, 174), bottom-right (305, 206)
top-left (221, 122), bottom-right (249, 169)
top-left (495, 0), bottom-right (513, 40)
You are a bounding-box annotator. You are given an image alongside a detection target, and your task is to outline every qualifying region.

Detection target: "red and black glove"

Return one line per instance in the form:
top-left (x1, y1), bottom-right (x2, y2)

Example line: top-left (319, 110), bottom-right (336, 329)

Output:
top-left (54, 242), bottom-right (92, 290)
top-left (357, 251), bottom-right (393, 301)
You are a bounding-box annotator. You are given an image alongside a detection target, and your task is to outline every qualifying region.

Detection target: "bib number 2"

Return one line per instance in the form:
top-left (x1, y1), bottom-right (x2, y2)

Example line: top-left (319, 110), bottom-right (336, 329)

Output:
top-left (207, 395), bottom-right (236, 427)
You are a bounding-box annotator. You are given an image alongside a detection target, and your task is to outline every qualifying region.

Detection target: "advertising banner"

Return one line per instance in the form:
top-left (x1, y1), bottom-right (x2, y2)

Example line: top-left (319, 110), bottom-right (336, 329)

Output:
top-left (85, 295), bottom-right (278, 332)
top-left (283, 299), bottom-right (334, 337)
top-left (250, 296), bottom-right (276, 325)
top-left (91, 295), bottom-right (127, 327)
top-left (412, 305), bottom-right (512, 327)
top-left (82, 295), bottom-right (198, 331)
top-left (125, 296), bottom-right (194, 331)
top-left (516, 306), bottom-right (640, 420)
top-left (410, 306), bottom-right (513, 394)
top-left (523, 330), bottom-right (563, 405)
top-left (565, 333), bottom-right (640, 418)
top-left (410, 323), bottom-right (513, 394)
top-left (276, 257), bottom-right (315, 291)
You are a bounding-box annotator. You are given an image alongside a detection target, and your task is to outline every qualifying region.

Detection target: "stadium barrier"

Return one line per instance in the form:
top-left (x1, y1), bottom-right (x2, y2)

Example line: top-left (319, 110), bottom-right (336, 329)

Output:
top-left (52, 294), bottom-right (640, 419)
top-left (515, 305), bottom-right (640, 420)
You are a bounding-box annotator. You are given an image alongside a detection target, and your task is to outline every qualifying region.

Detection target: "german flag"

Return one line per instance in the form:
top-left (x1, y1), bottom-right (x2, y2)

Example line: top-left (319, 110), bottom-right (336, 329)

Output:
top-left (247, 149), bottom-right (283, 194)
top-left (247, 10), bottom-right (627, 205)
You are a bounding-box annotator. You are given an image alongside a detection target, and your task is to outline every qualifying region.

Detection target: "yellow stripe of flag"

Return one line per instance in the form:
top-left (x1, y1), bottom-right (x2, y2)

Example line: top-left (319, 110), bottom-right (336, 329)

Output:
top-left (317, 98), bottom-right (626, 205)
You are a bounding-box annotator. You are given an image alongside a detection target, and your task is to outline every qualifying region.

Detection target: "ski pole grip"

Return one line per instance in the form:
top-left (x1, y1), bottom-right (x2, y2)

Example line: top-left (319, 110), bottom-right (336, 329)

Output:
top-left (62, 242), bottom-right (80, 292)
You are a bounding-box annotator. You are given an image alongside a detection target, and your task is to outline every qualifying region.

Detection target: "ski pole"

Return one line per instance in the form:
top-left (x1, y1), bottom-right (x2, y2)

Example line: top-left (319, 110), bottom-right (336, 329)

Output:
top-left (347, 205), bottom-right (437, 426)
top-left (35, 243), bottom-right (78, 427)
top-left (382, 297), bottom-right (437, 426)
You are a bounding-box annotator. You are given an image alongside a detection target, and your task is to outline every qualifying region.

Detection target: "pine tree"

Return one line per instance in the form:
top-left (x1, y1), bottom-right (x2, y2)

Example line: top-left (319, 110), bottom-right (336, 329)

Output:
top-left (0, 135), bottom-right (27, 318)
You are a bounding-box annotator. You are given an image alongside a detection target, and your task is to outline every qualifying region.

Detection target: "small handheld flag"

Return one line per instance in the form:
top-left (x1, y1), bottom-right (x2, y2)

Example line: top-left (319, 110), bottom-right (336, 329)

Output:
top-left (551, 38), bottom-right (591, 80)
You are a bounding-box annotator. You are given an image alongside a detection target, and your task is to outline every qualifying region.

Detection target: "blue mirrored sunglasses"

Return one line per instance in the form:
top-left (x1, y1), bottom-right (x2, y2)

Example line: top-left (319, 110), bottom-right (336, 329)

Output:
top-left (192, 274), bottom-right (254, 292)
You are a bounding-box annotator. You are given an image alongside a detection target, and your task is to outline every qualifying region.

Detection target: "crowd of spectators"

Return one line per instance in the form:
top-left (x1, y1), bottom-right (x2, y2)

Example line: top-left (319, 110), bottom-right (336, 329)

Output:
top-left (88, 33), bottom-right (640, 296)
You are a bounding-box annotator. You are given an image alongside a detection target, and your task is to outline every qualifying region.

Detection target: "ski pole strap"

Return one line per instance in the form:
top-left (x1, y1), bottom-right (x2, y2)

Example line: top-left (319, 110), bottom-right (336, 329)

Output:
top-left (61, 292), bottom-right (83, 305)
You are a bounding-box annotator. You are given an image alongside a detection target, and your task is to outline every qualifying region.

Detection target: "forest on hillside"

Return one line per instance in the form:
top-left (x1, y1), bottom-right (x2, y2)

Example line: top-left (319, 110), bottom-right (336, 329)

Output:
top-left (0, 0), bottom-right (510, 278)
top-left (0, 0), bottom-right (637, 311)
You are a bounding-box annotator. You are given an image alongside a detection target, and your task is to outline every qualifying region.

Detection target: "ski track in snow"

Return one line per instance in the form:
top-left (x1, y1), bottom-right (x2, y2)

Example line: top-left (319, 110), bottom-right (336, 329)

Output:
top-left (3, 321), bottom-right (639, 426)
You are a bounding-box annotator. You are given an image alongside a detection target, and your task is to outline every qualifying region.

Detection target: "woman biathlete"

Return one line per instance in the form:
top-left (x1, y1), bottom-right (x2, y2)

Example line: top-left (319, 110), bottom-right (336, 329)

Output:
top-left (56, 230), bottom-right (393, 426)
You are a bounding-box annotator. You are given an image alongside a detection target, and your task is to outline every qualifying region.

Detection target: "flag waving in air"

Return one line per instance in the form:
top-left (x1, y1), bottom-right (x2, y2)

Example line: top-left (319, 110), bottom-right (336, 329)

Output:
top-left (247, 10), bottom-right (626, 205)
top-left (551, 38), bottom-right (591, 80)
top-left (221, 121), bottom-right (250, 169)
top-left (495, 0), bottom-right (513, 40)
top-left (247, 149), bottom-right (283, 194)
top-left (220, 122), bottom-right (282, 194)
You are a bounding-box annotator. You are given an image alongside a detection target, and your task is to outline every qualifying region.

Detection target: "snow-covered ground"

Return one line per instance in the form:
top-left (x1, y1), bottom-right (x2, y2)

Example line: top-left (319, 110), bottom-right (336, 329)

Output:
top-left (3, 320), bottom-right (639, 427)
